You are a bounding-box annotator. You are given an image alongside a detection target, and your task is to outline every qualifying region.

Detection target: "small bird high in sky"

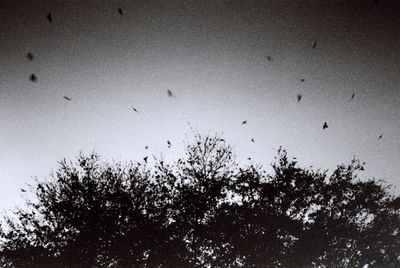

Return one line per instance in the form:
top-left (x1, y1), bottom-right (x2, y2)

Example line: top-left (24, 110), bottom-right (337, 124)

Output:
top-left (26, 52), bottom-right (34, 61)
top-left (297, 94), bottom-right (302, 102)
top-left (242, 120), bottom-right (247, 125)
top-left (46, 12), bottom-right (52, 23)
top-left (118, 8), bottom-right (123, 16)
top-left (349, 92), bottom-right (355, 102)
top-left (167, 140), bottom-right (171, 148)
top-left (378, 134), bottom-right (383, 139)
top-left (29, 74), bottom-right (37, 82)
top-left (266, 56), bottom-right (273, 61)
top-left (63, 96), bottom-right (72, 101)
top-left (167, 89), bottom-right (174, 97)
top-left (143, 156), bottom-right (148, 163)
top-left (131, 106), bottom-right (138, 113)
top-left (323, 122), bottom-right (328, 130)
top-left (251, 138), bottom-right (255, 143)
top-left (312, 40), bottom-right (317, 49)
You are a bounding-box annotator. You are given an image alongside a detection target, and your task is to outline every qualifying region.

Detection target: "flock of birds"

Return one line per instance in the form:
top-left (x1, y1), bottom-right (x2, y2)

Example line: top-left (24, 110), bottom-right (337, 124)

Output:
top-left (23, 8), bottom-right (385, 166)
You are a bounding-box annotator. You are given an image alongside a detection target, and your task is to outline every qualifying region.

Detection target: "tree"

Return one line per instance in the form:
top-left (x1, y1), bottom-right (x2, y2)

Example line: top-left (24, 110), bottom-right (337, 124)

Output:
top-left (1, 134), bottom-right (399, 267)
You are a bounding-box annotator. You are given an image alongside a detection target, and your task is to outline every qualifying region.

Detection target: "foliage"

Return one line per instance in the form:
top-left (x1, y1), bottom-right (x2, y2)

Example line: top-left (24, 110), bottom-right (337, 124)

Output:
top-left (1, 133), bottom-right (399, 267)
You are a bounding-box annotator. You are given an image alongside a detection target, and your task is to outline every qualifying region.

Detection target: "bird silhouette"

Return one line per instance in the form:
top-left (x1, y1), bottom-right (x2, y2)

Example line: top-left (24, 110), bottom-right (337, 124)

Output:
top-left (219, 138), bottom-right (225, 142)
top-left (312, 40), bottom-right (317, 49)
top-left (300, 79), bottom-right (306, 82)
top-left (251, 138), bottom-right (255, 143)
top-left (47, 12), bottom-right (52, 23)
top-left (167, 89), bottom-right (174, 97)
top-left (323, 122), bottom-right (328, 129)
top-left (247, 157), bottom-right (251, 160)
top-left (378, 134), bottom-right (383, 139)
top-left (131, 106), bottom-right (139, 113)
top-left (167, 140), bottom-right (171, 148)
top-left (21, 188), bottom-right (26, 192)
top-left (143, 156), bottom-right (148, 163)
top-left (118, 8), bottom-right (123, 15)
top-left (29, 74), bottom-right (37, 82)
top-left (145, 146), bottom-right (148, 149)
top-left (26, 52), bottom-right (34, 61)
top-left (349, 92), bottom-right (355, 102)
top-left (63, 96), bottom-right (72, 101)
top-left (297, 94), bottom-right (302, 102)
top-left (266, 56), bottom-right (273, 61)
top-left (242, 120), bottom-right (247, 125)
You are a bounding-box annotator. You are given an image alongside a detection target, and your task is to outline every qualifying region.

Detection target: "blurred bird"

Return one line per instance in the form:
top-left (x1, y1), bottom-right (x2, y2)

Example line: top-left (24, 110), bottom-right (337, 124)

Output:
top-left (145, 146), bottom-right (148, 149)
top-left (297, 94), bottom-right (302, 102)
top-left (300, 79), bottom-right (306, 82)
top-left (167, 89), bottom-right (174, 97)
top-left (266, 56), bottom-right (273, 61)
top-left (349, 92), bottom-right (355, 102)
top-left (312, 40), bottom-right (317, 49)
top-left (378, 134), bottom-right (383, 139)
top-left (29, 74), bottom-right (37, 82)
top-left (242, 120), bottom-right (247, 125)
top-left (143, 156), bottom-right (148, 163)
top-left (247, 157), bottom-right (251, 160)
top-left (21, 188), bottom-right (26, 192)
top-left (219, 138), bottom-right (225, 142)
top-left (26, 52), bottom-right (34, 61)
top-left (323, 122), bottom-right (328, 129)
top-left (118, 8), bottom-right (123, 15)
top-left (167, 140), bottom-right (171, 147)
top-left (63, 96), bottom-right (71, 101)
top-left (251, 138), bottom-right (255, 143)
top-left (47, 12), bottom-right (52, 23)
top-left (131, 106), bottom-right (139, 113)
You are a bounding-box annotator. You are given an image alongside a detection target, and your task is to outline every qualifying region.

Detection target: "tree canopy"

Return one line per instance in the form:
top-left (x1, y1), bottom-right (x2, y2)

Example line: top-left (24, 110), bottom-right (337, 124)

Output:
top-left (1, 133), bottom-right (399, 267)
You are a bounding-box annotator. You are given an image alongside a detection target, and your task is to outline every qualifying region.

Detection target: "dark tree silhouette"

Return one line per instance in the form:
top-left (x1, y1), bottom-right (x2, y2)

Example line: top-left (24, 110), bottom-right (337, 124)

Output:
top-left (1, 134), bottom-right (399, 267)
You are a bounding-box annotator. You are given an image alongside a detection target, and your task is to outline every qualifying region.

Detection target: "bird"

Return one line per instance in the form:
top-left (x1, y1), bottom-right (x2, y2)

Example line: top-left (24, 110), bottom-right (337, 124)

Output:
top-left (143, 156), bottom-right (148, 163)
top-left (300, 79), bottom-right (306, 82)
top-left (323, 122), bottom-right (328, 129)
top-left (349, 92), bottom-right (355, 102)
top-left (26, 52), bottom-right (34, 61)
top-left (266, 55), bottom-right (273, 61)
top-left (145, 146), bottom-right (148, 149)
top-left (118, 8), bottom-right (123, 15)
top-left (219, 138), bottom-right (225, 142)
top-left (378, 134), bottom-right (383, 139)
top-left (297, 94), bottom-right (302, 102)
top-left (63, 96), bottom-right (72, 101)
top-left (247, 157), bottom-right (251, 160)
top-left (167, 140), bottom-right (171, 148)
top-left (167, 89), bottom-right (174, 97)
top-left (251, 138), bottom-right (255, 143)
top-left (21, 188), bottom-right (26, 192)
top-left (242, 120), bottom-right (247, 125)
top-left (29, 74), bottom-right (37, 82)
top-left (131, 106), bottom-right (139, 113)
top-left (46, 12), bottom-right (52, 23)
top-left (312, 40), bottom-right (317, 49)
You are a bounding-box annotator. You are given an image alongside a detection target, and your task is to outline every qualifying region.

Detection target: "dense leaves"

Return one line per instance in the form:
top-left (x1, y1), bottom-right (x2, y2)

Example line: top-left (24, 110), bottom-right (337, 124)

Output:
top-left (1, 134), bottom-right (399, 267)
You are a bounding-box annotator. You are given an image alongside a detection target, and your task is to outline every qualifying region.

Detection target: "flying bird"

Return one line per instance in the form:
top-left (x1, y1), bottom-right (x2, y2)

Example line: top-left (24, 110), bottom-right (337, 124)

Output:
top-left (297, 94), bottom-right (302, 102)
top-left (251, 138), bottom-right (255, 143)
top-left (26, 52), bottom-right (34, 61)
top-left (247, 157), bottom-right (251, 160)
top-left (46, 12), bottom-right (52, 23)
top-left (266, 55), bottom-right (273, 61)
top-left (323, 122), bottom-right (328, 130)
top-left (145, 146), bottom-right (148, 149)
top-left (118, 8), bottom-right (123, 15)
top-left (312, 40), bottom-right (317, 49)
top-left (349, 92), bottom-right (355, 102)
top-left (131, 106), bottom-right (139, 113)
top-left (21, 188), bottom-right (26, 192)
top-left (29, 74), bottom-right (37, 82)
top-left (378, 134), bottom-right (383, 139)
top-left (242, 120), bottom-right (247, 125)
top-left (167, 140), bottom-right (171, 148)
top-left (300, 79), bottom-right (306, 82)
top-left (63, 96), bottom-right (72, 101)
top-left (167, 89), bottom-right (174, 97)
top-left (143, 156), bottom-right (148, 163)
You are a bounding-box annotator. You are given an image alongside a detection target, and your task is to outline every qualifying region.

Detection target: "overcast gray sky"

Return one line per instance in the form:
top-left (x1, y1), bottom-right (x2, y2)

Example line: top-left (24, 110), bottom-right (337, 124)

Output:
top-left (1, 0), bottom-right (399, 212)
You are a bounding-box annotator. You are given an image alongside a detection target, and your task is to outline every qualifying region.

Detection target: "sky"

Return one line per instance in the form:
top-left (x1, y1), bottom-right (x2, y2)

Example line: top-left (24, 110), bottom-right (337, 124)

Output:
top-left (0, 0), bottom-right (399, 212)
